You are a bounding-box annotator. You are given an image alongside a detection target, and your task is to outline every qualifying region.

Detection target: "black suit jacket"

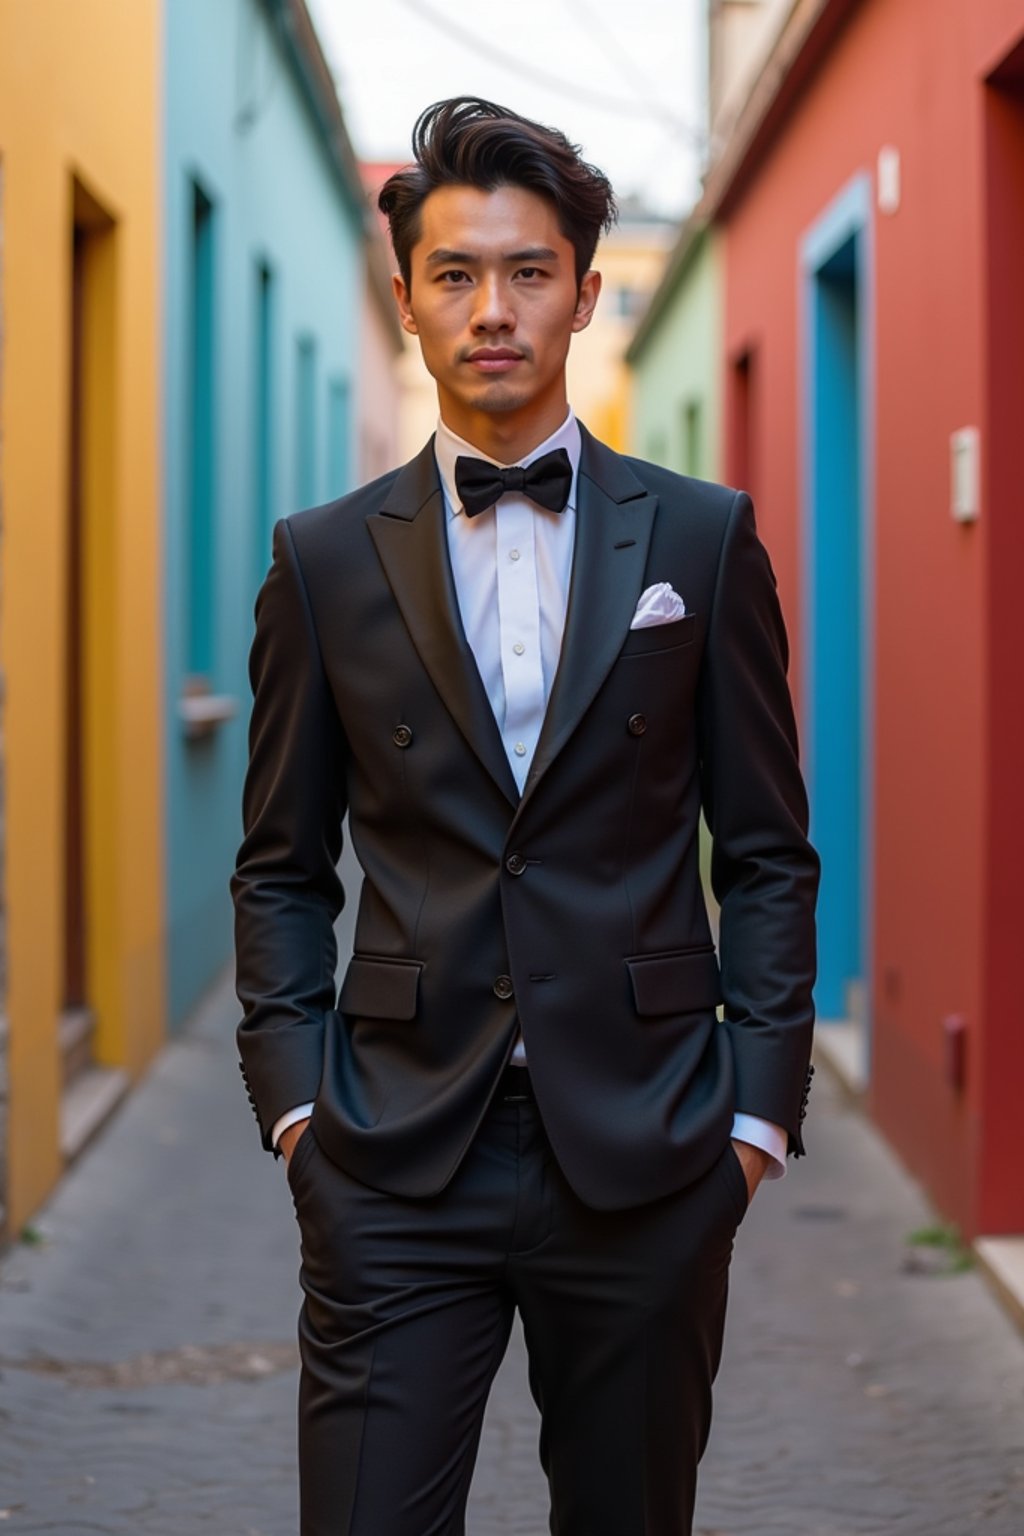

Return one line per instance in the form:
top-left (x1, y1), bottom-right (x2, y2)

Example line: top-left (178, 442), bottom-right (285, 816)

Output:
top-left (231, 425), bottom-right (819, 1210)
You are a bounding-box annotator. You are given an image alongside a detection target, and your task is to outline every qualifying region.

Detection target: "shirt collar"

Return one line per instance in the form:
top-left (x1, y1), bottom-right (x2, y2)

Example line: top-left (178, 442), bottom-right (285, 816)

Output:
top-left (434, 408), bottom-right (581, 519)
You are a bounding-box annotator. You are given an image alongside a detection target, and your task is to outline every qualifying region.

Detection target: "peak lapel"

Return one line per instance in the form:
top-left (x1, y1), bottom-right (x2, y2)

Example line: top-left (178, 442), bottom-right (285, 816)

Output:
top-left (367, 440), bottom-right (519, 808)
top-left (515, 427), bottom-right (658, 815)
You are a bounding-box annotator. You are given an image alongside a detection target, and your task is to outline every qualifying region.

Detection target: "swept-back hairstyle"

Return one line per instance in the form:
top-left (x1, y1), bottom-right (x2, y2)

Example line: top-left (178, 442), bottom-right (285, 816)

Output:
top-left (378, 97), bottom-right (617, 290)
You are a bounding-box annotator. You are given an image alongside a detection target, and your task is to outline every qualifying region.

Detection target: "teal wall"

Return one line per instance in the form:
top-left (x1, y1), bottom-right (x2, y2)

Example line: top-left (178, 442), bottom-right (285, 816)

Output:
top-left (628, 226), bottom-right (723, 481)
top-left (164, 0), bottom-right (365, 1026)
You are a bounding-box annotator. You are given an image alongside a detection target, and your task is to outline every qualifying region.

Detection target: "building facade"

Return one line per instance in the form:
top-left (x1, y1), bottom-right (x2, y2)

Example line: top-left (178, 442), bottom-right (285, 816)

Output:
top-left (163, 0), bottom-right (375, 1027)
top-left (0, 156), bottom-right (7, 1232)
top-left (0, 0), bottom-right (165, 1234)
top-left (358, 258), bottom-right (404, 485)
top-left (565, 205), bottom-right (676, 452)
top-left (626, 218), bottom-right (724, 482)
top-left (359, 161), bottom-right (439, 466)
top-left (634, 0), bottom-right (1024, 1241)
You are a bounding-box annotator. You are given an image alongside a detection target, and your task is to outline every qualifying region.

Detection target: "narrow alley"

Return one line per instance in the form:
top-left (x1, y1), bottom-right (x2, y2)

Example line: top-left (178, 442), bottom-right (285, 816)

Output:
top-left (0, 975), bottom-right (1020, 1534)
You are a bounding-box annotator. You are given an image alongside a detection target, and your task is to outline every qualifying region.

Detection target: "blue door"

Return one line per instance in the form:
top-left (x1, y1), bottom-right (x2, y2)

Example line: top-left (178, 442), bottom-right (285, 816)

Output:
top-left (802, 177), bottom-right (873, 1032)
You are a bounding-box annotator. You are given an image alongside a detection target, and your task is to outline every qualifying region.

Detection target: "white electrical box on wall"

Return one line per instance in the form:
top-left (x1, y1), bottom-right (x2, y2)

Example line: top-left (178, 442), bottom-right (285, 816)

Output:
top-left (877, 146), bottom-right (901, 214)
top-left (950, 427), bottom-right (980, 523)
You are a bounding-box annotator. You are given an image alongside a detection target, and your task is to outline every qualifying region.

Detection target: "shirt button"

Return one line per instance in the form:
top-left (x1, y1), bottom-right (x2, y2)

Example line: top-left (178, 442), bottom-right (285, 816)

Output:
top-left (393, 724), bottom-right (413, 748)
top-left (514, 742), bottom-right (527, 757)
top-left (512, 642), bottom-right (525, 656)
top-left (493, 975), bottom-right (514, 1000)
top-left (509, 548), bottom-right (521, 561)
top-left (506, 853), bottom-right (527, 876)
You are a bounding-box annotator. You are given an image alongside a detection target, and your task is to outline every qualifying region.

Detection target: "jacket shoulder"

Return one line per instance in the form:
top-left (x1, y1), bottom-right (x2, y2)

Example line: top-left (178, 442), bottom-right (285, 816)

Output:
top-left (620, 454), bottom-right (742, 523)
top-left (284, 466), bottom-right (403, 550)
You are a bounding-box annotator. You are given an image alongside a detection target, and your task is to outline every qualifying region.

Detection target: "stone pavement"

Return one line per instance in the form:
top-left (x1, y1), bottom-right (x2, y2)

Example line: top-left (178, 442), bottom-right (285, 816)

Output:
top-left (1, 970), bottom-right (1022, 1534)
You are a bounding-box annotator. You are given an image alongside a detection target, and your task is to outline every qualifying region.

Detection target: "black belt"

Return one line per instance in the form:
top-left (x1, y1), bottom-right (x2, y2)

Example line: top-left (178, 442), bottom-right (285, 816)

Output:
top-left (498, 1064), bottom-right (533, 1102)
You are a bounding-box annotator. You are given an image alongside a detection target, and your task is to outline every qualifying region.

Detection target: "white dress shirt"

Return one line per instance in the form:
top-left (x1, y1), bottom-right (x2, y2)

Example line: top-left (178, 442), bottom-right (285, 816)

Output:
top-left (273, 408), bottom-right (789, 1179)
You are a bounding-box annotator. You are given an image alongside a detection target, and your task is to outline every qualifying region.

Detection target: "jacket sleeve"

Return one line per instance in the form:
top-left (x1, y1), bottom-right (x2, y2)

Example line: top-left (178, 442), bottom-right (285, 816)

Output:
top-left (696, 490), bottom-right (820, 1156)
top-left (230, 516), bottom-right (348, 1151)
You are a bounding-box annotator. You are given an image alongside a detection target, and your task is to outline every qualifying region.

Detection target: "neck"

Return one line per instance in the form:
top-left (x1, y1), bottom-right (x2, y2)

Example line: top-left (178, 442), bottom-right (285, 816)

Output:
top-left (437, 388), bottom-right (570, 464)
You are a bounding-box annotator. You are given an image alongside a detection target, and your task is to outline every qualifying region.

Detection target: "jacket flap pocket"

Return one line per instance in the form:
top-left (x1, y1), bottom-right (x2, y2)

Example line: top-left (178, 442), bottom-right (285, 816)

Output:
top-left (338, 956), bottom-right (423, 1021)
top-left (626, 946), bottom-right (722, 1016)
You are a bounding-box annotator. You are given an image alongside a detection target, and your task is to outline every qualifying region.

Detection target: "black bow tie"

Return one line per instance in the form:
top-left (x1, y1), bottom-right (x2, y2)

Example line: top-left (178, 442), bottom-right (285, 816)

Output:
top-left (454, 448), bottom-right (573, 518)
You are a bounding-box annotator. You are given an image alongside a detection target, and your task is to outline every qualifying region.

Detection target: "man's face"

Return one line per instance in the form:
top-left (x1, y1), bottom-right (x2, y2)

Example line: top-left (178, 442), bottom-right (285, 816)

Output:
top-left (393, 183), bottom-right (600, 441)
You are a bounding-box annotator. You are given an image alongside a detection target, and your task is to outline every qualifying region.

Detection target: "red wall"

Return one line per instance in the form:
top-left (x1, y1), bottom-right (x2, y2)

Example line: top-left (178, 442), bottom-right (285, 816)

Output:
top-left (721, 0), bottom-right (1024, 1235)
top-left (980, 31), bottom-right (1024, 1234)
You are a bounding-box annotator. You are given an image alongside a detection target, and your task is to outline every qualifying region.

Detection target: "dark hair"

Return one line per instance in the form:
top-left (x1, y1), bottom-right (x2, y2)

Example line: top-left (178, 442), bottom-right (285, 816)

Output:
top-left (378, 97), bottom-right (617, 290)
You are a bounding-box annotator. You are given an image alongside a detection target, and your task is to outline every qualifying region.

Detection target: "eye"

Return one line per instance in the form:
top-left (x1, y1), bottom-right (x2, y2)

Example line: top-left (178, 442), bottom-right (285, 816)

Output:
top-left (438, 270), bottom-right (470, 284)
top-left (516, 267), bottom-right (544, 280)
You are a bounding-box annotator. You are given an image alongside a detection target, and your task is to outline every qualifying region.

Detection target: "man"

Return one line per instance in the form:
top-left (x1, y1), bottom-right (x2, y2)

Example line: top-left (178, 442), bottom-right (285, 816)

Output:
top-left (232, 97), bottom-right (819, 1536)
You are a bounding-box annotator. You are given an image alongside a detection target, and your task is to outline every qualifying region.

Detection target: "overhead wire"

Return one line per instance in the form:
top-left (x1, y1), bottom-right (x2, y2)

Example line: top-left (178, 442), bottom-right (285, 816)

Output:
top-left (392, 0), bottom-right (703, 143)
top-left (556, 0), bottom-right (702, 144)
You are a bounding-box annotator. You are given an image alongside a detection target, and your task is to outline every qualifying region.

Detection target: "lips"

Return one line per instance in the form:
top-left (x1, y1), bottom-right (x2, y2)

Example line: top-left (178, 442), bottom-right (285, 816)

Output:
top-left (465, 349), bottom-right (524, 372)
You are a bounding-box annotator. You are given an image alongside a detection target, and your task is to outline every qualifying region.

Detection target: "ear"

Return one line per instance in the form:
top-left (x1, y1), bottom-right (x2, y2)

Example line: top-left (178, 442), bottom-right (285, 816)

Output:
top-left (392, 272), bottom-right (418, 336)
top-left (571, 270), bottom-right (602, 334)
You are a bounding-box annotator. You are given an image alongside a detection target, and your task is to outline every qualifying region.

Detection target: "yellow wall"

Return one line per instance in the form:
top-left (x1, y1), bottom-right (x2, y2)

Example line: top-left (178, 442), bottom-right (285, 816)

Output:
top-left (0, 0), bottom-right (164, 1232)
top-left (567, 218), bottom-right (676, 451)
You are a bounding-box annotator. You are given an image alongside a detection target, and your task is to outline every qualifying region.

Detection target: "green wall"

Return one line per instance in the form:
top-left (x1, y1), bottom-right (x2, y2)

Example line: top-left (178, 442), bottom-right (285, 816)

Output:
top-left (628, 225), bottom-right (723, 482)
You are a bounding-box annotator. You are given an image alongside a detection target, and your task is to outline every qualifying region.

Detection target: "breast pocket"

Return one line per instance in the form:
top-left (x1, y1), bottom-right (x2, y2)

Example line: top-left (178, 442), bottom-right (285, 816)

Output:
top-left (617, 612), bottom-right (697, 659)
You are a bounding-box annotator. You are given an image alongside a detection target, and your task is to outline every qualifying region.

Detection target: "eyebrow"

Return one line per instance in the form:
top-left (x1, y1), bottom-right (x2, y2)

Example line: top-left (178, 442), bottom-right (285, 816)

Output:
top-left (424, 246), bottom-right (560, 267)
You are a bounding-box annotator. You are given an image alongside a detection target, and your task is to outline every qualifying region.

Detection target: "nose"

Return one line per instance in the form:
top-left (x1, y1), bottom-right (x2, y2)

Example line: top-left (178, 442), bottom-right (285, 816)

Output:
top-left (471, 273), bottom-right (515, 334)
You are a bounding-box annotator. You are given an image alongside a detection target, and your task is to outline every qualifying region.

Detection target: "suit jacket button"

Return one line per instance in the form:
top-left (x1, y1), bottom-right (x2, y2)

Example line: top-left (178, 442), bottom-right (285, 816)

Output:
top-left (493, 974), bottom-right (514, 1000)
top-left (505, 853), bottom-right (526, 876)
top-left (393, 724), bottom-right (413, 748)
top-left (627, 713), bottom-right (647, 736)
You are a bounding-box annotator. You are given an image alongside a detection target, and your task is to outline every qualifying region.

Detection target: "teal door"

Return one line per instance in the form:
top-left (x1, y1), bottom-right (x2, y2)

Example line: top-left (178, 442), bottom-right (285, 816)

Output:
top-left (802, 177), bottom-right (873, 1030)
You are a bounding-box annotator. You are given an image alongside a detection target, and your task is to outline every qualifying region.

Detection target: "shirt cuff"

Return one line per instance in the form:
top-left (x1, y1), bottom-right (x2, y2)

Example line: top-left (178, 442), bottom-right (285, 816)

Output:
top-left (730, 1113), bottom-right (788, 1180)
top-left (270, 1102), bottom-right (316, 1151)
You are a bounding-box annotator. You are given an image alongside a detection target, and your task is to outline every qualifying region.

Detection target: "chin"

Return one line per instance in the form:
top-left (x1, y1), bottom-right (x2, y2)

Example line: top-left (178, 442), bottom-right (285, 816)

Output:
top-left (463, 382), bottom-right (534, 415)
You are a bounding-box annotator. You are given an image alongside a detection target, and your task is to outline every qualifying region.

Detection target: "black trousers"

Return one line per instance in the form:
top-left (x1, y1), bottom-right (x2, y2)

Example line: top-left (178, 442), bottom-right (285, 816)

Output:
top-left (285, 1079), bottom-right (749, 1536)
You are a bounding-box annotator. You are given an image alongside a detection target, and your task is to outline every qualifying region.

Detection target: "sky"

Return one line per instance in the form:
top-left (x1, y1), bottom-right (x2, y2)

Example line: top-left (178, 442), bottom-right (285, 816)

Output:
top-left (304, 0), bottom-right (708, 220)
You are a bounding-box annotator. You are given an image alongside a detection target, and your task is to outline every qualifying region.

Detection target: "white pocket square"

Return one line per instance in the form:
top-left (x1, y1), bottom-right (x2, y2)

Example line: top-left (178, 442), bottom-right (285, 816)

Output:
top-left (630, 582), bottom-right (687, 629)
